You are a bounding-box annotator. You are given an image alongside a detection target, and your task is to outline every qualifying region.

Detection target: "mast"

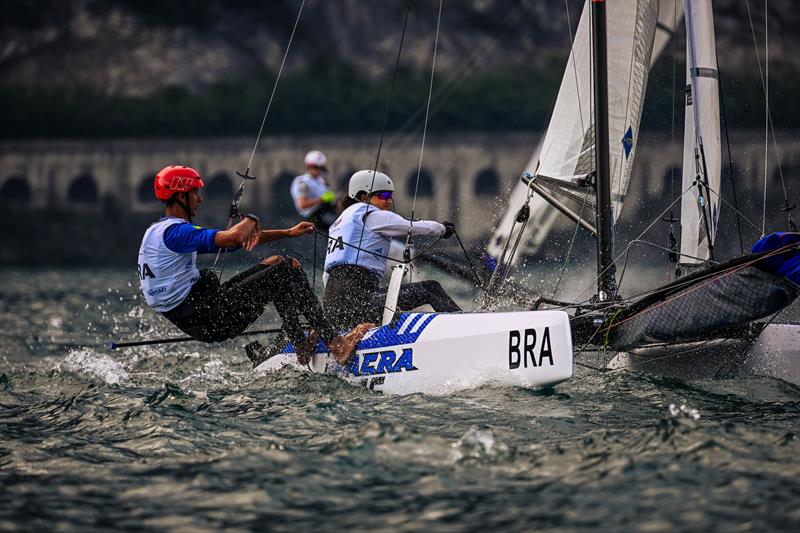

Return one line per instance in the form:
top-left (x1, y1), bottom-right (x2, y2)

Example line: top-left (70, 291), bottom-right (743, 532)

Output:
top-left (592, 0), bottom-right (616, 300)
top-left (680, 0), bottom-right (721, 266)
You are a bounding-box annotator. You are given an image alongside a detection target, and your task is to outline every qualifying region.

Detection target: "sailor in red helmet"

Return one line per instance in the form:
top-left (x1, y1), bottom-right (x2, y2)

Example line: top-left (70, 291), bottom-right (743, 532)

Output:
top-left (138, 165), bottom-right (373, 365)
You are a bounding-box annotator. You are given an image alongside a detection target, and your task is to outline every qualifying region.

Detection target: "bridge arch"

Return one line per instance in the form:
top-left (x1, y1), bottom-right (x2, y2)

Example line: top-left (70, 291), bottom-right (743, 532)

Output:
top-left (0, 175), bottom-right (32, 205)
top-left (406, 168), bottom-right (434, 197)
top-left (473, 167), bottom-right (500, 196)
top-left (68, 173), bottom-right (99, 204)
top-left (137, 172), bottom-right (158, 203)
top-left (336, 168), bottom-right (356, 191)
top-left (205, 172), bottom-right (234, 201)
top-left (271, 170), bottom-right (298, 222)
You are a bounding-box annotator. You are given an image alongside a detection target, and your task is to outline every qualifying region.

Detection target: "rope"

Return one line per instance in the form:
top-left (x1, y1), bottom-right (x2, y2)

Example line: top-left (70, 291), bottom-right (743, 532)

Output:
top-left (355, 0), bottom-right (412, 265)
top-left (763, 0), bottom-right (768, 237)
top-left (387, 1), bottom-right (525, 147)
top-left (405, 0), bottom-right (444, 272)
top-left (484, 195), bottom-right (529, 297)
top-left (408, 0), bottom-right (443, 226)
top-left (211, 0), bottom-right (306, 275)
top-left (716, 60), bottom-right (746, 254)
top-left (453, 229), bottom-right (483, 286)
top-left (572, 182), bottom-right (695, 303)
top-left (316, 228), bottom-right (444, 265)
top-left (745, 0), bottom-right (795, 231)
top-left (599, 240), bottom-right (799, 335)
top-left (552, 188), bottom-right (591, 298)
top-left (245, 0), bottom-right (306, 174)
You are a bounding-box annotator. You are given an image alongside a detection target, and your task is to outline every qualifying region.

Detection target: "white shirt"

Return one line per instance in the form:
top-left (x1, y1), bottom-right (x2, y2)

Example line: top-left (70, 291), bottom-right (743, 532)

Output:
top-left (324, 202), bottom-right (445, 277)
top-left (290, 172), bottom-right (332, 217)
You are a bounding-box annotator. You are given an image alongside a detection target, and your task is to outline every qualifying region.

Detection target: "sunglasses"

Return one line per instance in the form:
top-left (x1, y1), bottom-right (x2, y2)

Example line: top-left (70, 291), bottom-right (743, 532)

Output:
top-left (373, 191), bottom-right (393, 200)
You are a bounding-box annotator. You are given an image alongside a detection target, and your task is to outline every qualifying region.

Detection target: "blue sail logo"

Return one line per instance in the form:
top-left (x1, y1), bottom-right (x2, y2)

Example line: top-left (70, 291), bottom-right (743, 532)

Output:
top-left (622, 126), bottom-right (634, 159)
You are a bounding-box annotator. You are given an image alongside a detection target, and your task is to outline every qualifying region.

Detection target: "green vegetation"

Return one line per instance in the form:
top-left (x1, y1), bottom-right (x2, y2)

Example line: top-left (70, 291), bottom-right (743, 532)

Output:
top-left (3, 58), bottom-right (798, 140)
top-left (1, 60), bottom-right (559, 139)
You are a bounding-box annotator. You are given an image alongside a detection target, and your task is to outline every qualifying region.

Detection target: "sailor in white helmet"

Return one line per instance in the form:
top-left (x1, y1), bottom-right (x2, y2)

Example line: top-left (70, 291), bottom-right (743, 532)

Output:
top-left (290, 150), bottom-right (338, 231)
top-left (323, 169), bottom-right (461, 331)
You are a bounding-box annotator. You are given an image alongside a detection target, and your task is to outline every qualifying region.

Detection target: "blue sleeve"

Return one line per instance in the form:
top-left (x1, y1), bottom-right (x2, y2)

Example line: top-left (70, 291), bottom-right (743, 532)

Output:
top-left (163, 222), bottom-right (220, 254)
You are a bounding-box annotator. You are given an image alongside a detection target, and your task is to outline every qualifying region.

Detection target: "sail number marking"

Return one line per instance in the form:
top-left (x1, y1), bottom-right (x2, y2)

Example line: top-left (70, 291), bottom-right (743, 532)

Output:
top-left (508, 328), bottom-right (554, 369)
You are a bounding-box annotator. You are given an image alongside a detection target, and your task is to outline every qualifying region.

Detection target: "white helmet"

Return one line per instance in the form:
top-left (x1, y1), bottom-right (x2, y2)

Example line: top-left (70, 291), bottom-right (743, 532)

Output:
top-left (304, 150), bottom-right (327, 169)
top-left (348, 170), bottom-right (395, 199)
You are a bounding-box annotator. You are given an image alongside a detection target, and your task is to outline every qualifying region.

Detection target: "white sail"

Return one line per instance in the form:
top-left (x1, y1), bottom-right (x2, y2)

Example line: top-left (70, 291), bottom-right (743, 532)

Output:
top-left (537, 0), bottom-right (658, 217)
top-left (486, 137), bottom-right (560, 262)
top-left (489, 0), bottom-right (678, 264)
top-left (653, 0), bottom-right (685, 62)
top-left (679, 0), bottom-right (721, 264)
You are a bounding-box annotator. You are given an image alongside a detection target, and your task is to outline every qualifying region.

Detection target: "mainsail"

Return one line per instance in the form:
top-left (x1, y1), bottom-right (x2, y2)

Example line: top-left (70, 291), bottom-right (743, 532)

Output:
top-left (536, 0), bottom-right (658, 219)
top-left (679, 0), bottom-right (721, 264)
top-left (488, 0), bottom-right (683, 264)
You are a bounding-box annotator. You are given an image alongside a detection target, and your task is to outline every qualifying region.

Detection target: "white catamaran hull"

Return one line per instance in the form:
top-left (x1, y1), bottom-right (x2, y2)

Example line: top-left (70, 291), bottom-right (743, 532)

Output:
top-left (605, 323), bottom-right (800, 385)
top-left (255, 311), bottom-right (573, 395)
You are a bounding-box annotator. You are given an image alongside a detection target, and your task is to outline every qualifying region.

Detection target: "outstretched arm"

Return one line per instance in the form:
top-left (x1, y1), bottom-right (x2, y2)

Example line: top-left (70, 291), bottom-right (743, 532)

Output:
top-left (214, 219), bottom-right (315, 251)
top-left (367, 209), bottom-right (445, 238)
top-left (257, 221), bottom-right (315, 244)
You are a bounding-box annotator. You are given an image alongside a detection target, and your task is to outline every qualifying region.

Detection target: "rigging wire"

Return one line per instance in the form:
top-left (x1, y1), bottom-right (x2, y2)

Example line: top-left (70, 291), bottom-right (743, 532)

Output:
top-left (745, 0), bottom-right (795, 230)
top-left (703, 180), bottom-right (763, 233)
top-left (763, 0), bottom-right (768, 237)
top-left (484, 0), bottom-right (583, 298)
top-left (387, 1), bottom-right (526, 147)
top-left (596, 241), bottom-right (798, 335)
top-left (551, 188), bottom-right (591, 298)
top-left (212, 0), bottom-right (307, 273)
top-left (715, 56), bottom-right (746, 253)
top-left (572, 182), bottom-right (695, 304)
top-left (245, 0), bottom-right (306, 176)
top-left (564, 0), bottom-right (587, 137)
top-left (354, 0), bottom-right (412, 265)
top-left (406, 0), bottom-right (445, 251)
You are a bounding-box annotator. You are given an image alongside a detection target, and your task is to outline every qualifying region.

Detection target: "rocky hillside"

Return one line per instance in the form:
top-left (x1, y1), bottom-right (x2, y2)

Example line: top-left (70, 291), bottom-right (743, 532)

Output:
top-left (2, 0), bottom-right (797, 96)
top-left (2, 0), bottom-right (798, 138)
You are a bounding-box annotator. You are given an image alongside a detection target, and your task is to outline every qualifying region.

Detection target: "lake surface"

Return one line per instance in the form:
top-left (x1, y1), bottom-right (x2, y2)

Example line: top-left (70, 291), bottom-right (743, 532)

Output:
top-left (1, 266), bottom-right (799, 531)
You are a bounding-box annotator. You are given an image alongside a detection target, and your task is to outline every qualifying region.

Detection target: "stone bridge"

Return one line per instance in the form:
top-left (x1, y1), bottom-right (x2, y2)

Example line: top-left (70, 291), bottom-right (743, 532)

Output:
top-left (1, 132), bottom-right (798, 242)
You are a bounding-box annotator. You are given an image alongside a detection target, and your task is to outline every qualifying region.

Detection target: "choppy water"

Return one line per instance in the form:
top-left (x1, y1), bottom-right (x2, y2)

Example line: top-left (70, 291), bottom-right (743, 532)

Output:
top-left (1, 267), bottom-right (799, 531)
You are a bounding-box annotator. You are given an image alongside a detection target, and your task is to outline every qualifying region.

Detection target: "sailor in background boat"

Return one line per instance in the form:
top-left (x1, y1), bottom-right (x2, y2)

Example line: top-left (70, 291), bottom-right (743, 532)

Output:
top-left (137, 165), bottom-right (372, 363)
top-left (323, 169), bottom-right (462, 331)
top-left (290, 150), bottom-right (338, 232)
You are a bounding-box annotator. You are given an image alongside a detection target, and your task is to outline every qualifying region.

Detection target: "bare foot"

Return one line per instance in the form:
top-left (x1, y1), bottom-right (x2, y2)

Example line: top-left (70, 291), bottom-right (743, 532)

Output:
top-left (329, 323), bottom-right (375, 365)
top-left (295, 330), bottom-right (319, 366)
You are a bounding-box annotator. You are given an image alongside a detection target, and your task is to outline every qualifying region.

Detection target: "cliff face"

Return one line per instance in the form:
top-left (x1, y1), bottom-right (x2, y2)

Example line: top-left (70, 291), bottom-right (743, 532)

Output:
top-left (2, 0), bottom-right (795, 97)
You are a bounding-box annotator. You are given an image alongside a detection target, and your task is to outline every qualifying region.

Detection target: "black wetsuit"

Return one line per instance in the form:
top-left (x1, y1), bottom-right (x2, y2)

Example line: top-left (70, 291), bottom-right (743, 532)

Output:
top-left (323, 264), bottom-right (461, 331)
top-left (164, 259), bottom-right (337, 346)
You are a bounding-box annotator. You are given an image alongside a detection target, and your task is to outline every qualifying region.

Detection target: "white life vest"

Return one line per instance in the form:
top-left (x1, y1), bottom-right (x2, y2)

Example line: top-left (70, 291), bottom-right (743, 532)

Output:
top-left (290, 173), bottom-right (331, 217)
top-left (324, 203), bottom-right (389, 277)
top-left (137, 218), bottom-right (200, 312)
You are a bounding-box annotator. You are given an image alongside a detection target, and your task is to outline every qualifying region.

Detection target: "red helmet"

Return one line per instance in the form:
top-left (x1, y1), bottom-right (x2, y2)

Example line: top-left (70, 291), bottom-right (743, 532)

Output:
top-left (154, 165), bottom-right (205, 200)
